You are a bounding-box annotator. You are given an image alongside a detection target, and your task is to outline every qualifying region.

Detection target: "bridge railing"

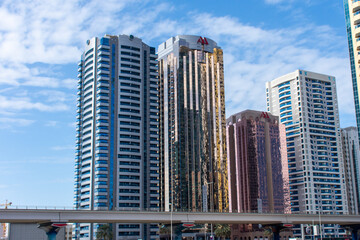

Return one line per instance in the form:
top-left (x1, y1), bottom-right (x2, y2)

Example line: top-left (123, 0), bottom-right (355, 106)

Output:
top-left (4, 205), bottom-right (76, 210)
top-left (1, 206), bottom-right (358, 216)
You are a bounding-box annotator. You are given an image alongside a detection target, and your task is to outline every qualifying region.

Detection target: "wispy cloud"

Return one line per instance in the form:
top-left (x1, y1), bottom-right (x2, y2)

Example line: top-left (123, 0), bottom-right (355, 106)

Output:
top-left (62, 78), bottom-right (77, 89)
top-left (0, 0), bottom-right (171, 119)
top-left (51, 145), bottom-right (73, 151)
top-left (0, 0), bottom-right (354, 127)
top-left (0, 117), bottom-right (35, 129)
top-left (68, 122), bottom-right (77, 129)
top-left (0, 156), bottom-right (74, 165)
top-left (179, 13), bottom-right (353, 123)
top-left (0, 95), bottom-right (69, 112)
top-left (45, 121), bottom-right (58, 127)
top-left (0, 184), bottom-right (9, 189)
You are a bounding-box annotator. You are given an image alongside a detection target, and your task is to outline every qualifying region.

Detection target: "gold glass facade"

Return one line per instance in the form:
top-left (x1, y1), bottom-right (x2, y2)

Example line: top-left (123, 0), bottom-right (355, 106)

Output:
top-left (158, 36), bottom-right (228, 212)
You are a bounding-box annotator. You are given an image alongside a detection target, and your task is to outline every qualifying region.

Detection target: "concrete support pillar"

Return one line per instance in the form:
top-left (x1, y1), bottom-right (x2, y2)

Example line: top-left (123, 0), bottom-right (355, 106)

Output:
top-left (46, 231), bottom-right (57, 240)
top-left (263, 224), bottom-right (290, 240)
top-left (341, 224), bottom-right (360, 240)
top-left (353, 231), bottom-right (358, 240)
top-left (38, 222), bottom-right (66, 240)
top-left (271, 225), bottom-right (281, 240)
top-left (351, 225), bottom-right (360, 240)
top-left (174, 224), bottom-right (183, 240)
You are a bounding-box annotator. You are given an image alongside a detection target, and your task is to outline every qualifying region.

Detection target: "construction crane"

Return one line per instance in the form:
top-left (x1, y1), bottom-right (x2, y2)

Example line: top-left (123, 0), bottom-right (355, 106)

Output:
top-left (0, 200), bottom-right (12, 209)
top-left (0, 200), bottom-right (11, 239)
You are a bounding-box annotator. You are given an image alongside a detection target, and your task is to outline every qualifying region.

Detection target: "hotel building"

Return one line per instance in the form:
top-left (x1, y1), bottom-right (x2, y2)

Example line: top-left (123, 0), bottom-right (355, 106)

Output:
top-left (226, 110), bottom-right (291, 239)
top-left (157, 35), bottom-right (228, 212)
top-left (226, 110), bottom-right (290, 214)
top-left (74, 34), bottom-right (159, 240)
top-left (266, 70), bottom-right (348, 237)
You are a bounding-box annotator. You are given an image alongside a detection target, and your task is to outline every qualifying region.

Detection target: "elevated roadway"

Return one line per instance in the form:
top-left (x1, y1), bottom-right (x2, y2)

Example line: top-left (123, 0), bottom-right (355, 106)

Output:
top-left (1, 209), bottom-right (360, 225)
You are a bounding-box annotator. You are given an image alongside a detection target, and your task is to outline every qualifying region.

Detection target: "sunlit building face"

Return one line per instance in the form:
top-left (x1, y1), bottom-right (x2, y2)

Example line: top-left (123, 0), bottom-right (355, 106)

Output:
top-left (226, 110), bottom-right (291, 216)
top-left (157, 35), bottom-right (228, 212)
top-left (266, 70), bottom-right (348, 237)
top-left (75, 34), bottom-right (159, 240)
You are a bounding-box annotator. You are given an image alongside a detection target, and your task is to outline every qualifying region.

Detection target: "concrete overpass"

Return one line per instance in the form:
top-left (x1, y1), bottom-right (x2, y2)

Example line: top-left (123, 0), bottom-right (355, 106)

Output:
top-left (1, 209), bottom-right (360, 225)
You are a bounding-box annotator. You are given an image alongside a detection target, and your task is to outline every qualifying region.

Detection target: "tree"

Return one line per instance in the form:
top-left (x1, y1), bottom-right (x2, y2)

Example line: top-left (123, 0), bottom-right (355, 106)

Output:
top-left (214, 224), bottom-right (231, 240)
top-left (264, 227), bottom-right (273, 238)
top-left (159, 225), bottom-right (171, 240)
top-left (96, 224), bottom-right (113, 240)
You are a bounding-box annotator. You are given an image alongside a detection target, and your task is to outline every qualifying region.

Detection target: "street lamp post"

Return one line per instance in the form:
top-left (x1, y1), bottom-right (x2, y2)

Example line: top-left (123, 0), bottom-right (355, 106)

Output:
top-left (170, 202), bottom-right (172, 240)
top-left (204, 182), bottom-right (214, 240)
top-left (170, 175), bottom-right (173, 240)
top-left (318, 203), bottom-right (322, 240)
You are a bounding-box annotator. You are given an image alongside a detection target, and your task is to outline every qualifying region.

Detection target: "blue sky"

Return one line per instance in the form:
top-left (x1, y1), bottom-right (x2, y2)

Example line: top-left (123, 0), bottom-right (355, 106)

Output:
top-left (0, 0), bottom-right (355, 207)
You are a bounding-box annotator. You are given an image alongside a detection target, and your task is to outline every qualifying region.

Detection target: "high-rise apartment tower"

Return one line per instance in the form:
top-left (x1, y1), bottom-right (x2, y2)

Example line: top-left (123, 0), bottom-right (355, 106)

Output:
top-left (341, 126), bottom-right (360, 214)
top-left (158, 35), bottom-right (228, 212)
top-left (266, 70), bottom-right (348, 237)
top-left (344, 0), bottom-right (360, 142)
top-left (75, 34), bottom-right (159, 240)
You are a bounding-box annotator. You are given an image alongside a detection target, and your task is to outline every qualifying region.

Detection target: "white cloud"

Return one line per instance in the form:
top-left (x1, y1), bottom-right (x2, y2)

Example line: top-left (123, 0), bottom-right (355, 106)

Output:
top-left (0, 95), bottom-right (69, 112)
top-left (178, 13), bottom-right (354, 126)
top-left (35, 90), bottom-right (68, 103)
top-left (61, 78), bottom-right (77, 89)
top-left (0, 117), bottom-right (35, 129)
top-left (51, 145), bottom-right (73, 151)
top-left (0, 157), bottom-right (74, 165)
top-left (45, 121), bottom-right (58, 127)
top-left (68, 122), bottom-right (77, 129)
top-left (0, 0), bottom-right (355, 128)
top-left (0, 0), bottom-right (142, 65)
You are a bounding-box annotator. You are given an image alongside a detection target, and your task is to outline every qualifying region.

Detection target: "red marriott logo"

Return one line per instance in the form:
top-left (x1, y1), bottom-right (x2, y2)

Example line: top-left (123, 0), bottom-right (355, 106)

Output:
top-left (197, 37), bottom-right (208, 45)
top-left (261, 112), bottom-right (270, 119)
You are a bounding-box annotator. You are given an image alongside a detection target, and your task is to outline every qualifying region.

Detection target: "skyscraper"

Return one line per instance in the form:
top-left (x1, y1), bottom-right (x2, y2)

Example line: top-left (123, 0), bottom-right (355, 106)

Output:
top-left (226, 110), bottom-right (291, 239)
top-left (75, 34), bottom-right (159, 240)
top-left (157, 35), bottom-right (228, 212)
top-left (226, 110), bottom-right (290, 214)
top-left (266, 70), bottom-right (348, 237)
top-left (344, 0), bottom-right (360, 142)
top-left (341, 126), bottom-right (360, 214)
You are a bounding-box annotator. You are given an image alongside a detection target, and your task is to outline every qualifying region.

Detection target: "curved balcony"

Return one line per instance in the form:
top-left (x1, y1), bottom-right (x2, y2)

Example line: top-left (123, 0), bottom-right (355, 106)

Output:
top-left (97, 56), bottom-right (110, 63)
top-left (354, 11), bottom-right (360, 25)
top-left (97, 80), bottom-right (110, 88)
top-left (83, 94), bottom-right (93, 105)
top-left (355, 26), bottom-right (360, 38)
top-left (97, 69), bottom-right (110, 75)
top-left (97, 62), bottom-right (110, 68)
top-left (353, 2), bottom-right (360, 13)
top-left (97, 74), bottom-right (110, 81)
top-left (96, 88), bottom-right (109, 95)
top-left (96, 95), bottom-right (109, 102)
top-left (98, 50), bottom-right (110, 56)
top-left (96, 101), bottom-right (109, 109)
top-left (98, 44), bottom-right (110, 50)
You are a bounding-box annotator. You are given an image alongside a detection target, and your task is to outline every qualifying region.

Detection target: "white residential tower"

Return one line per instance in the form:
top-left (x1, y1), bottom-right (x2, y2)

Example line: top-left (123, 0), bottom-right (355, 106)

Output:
top-left (266, 70), bottom-right (348, 237)
top-left (74, 34), bottom-right (159, 240)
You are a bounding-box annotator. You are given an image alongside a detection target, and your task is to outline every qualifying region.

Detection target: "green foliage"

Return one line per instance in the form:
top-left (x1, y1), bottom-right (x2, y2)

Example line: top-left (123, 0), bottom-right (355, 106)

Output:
top-left (214, 224), bottom-right (231, 239)
top-left (159, 225), bottom-right (171, 234)
top-left (96, 224), bottom-right (113, 240)
top-left (264, 227), bottom-right (273, 237)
